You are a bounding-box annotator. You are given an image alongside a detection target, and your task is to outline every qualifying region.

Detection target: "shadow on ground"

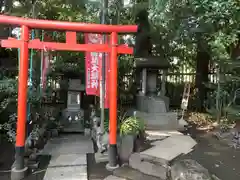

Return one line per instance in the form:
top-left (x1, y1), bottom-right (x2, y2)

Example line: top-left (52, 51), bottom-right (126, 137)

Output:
top-left (87, 153), bottom-right (111, 180)
top-left (0, 140), bottom-right (51, 180)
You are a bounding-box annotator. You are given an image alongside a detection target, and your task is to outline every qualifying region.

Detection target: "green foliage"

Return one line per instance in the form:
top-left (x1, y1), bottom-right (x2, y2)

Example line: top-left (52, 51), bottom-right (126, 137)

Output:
top-left (120, 116), bottom-right (145, 136)
top-left (0, 113), bottom-right (17, 142)
top-left (147, 0), bottom-right (240, 71)
top-left (118, 55), bottom-right (136, 104)
top-left (0, 77), bottom-right (17, 120)
top-left (1, 0), bottom-right (239, 127)
top-left (147, 0), bottom-right (239, 119)
top-left (225, 106), bottom-right (240, 121)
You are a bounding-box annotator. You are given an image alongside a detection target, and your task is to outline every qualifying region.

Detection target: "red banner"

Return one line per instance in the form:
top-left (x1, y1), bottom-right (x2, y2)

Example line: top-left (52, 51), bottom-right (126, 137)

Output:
top-left (41, 33), bottom-right (52, 91)
top-left (85, 34), bottom-right (109, 108)
top-left (42, 51), bottom-right (50, 91)
top-left (99, 51), bottom-right (109, 108)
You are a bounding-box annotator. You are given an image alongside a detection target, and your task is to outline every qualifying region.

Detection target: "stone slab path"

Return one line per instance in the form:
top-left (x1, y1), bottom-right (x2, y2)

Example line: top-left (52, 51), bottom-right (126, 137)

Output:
top-left (141, 134), bottom-right (197, 162)
top-left (41, 134), bottom-right (93, 180)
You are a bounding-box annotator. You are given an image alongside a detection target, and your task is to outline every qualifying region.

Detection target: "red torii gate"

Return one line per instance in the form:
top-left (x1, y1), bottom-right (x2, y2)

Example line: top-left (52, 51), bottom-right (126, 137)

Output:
top-left (0, 15), bottom-right (137, 179)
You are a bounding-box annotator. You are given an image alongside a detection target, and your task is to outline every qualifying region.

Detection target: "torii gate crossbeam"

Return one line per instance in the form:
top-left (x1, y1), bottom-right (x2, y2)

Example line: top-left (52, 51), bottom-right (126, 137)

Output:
top-left (0, 15), bottom-right (137, 180)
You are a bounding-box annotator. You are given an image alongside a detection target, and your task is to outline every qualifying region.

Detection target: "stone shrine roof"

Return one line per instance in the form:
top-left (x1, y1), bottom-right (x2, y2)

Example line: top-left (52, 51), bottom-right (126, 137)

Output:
top-left (135, 56), bottom-right (170, 69)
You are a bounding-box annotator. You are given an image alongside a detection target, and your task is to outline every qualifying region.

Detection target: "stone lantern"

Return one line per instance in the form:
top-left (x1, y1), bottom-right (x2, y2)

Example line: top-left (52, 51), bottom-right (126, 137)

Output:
top-left (132, 9), bottom-right (178, 130)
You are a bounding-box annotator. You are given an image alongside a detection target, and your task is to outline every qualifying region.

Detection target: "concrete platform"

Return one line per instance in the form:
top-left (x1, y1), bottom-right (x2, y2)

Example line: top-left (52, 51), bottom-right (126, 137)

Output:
top-left (41, 134), bottom-right (93, 180)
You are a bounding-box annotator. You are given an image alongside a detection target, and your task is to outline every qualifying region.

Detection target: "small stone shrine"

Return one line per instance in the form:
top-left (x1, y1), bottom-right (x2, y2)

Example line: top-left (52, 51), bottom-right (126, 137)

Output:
top-left (61, 79), bottom-right (85, 132)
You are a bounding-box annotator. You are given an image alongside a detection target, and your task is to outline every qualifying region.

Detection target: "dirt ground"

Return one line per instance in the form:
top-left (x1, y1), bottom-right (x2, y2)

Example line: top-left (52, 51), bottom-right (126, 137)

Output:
top-left (182, 132), bottom-right (240, 180)
top-left (87, 128), bottom-right (240, 180)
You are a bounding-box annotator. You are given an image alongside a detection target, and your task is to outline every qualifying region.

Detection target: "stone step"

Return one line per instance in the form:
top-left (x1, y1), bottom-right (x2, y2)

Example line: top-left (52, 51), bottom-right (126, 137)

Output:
top-left (113, 166), bottom-right (162, 180)
top-left (129, 153), bottom-right (169, 180)
top-left (43, 164), bottom-right (87, 180)
top-left (140, 135), bottom-right (197, 162)
top-left (146, 130), bottom-right (183, 141)
top-left (128, 135), bottom-right (197, 180)
top-left (40, 134), bottom-right (93, 180)
top-left (40, 134), bottom-right (93, 155)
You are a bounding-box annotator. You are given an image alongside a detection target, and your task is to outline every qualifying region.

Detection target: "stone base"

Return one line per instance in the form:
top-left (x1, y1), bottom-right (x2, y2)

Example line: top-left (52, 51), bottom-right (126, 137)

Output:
top-left (11, 167), bottom-right (29, 180)
top-left (135, 111), bottom-right (178, 130)
top-left (11, 159), bottom-right (28, 169)
top-left (106, 163), bottom-right (120, 171)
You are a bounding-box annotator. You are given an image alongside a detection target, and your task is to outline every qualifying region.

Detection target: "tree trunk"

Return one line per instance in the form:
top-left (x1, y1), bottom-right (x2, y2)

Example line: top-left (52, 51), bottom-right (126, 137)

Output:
top-left (195, 43), bottom-right (210, 112)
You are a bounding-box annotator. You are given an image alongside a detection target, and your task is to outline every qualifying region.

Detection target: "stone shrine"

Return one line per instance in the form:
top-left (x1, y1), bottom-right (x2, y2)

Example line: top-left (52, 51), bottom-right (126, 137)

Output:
top-left (61, 79), bottom-right (85, 132)
top-left (133, 57), bottom-right (178, 130)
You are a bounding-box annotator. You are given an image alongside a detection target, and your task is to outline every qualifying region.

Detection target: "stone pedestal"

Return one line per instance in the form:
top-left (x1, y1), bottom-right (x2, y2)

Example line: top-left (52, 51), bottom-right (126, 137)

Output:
top-left (61, 108), bottom-right (84, 133)
top-left (136, 95), bottom-right (169, 113)
top-left (134, 111), bottom-right (178, 130)
top-left (135, 93), bottom-right (176, 130)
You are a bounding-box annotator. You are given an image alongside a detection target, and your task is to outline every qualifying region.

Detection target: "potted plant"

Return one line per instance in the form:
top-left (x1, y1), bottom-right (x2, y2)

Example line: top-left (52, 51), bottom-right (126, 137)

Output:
top-left (118, 116), bottom-right (145, 163)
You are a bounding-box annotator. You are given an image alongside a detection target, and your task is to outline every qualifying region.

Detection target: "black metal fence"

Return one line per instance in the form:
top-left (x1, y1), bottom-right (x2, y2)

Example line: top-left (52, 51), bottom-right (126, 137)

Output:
top-left (119, 71), bottom-right (219, 109)
top-left (48, 70), bottom-right (222, 109)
